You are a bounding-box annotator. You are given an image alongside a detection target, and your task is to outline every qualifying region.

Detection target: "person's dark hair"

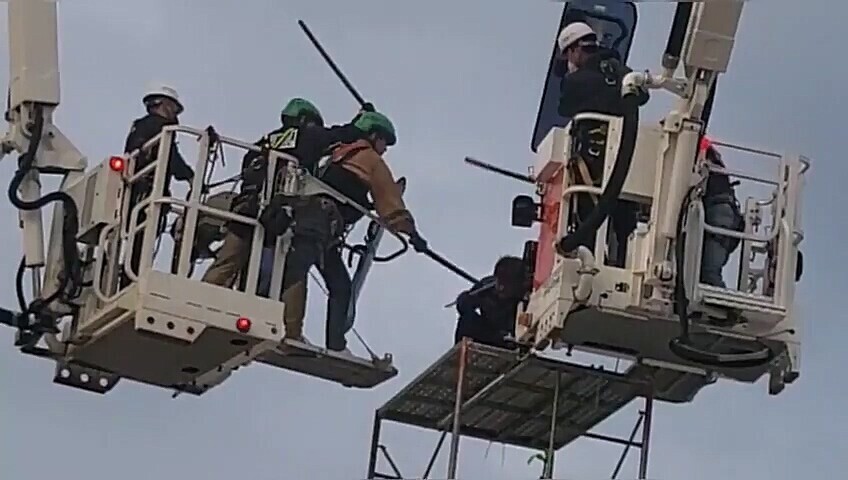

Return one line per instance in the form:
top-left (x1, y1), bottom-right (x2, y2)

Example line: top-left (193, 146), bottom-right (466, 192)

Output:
top-left (704, 145), bottom-right (725, 167)
top-left (494, 256), bottom-right (527, 283)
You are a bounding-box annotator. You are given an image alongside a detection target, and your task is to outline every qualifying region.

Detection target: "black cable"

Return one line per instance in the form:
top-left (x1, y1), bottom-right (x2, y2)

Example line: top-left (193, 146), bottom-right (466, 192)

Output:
top-left (557, 93), bottom-right (641, 254)
top-left (15, 256), bottom-right (28, 314)
top-left (7, 105), bottom-right (84, 322)
top-left (674, 187), bottom-right (697, 338)
top-left (668, 186), bottom-right (774, 368)
top-left (664, 2), bottom-right (692, 63)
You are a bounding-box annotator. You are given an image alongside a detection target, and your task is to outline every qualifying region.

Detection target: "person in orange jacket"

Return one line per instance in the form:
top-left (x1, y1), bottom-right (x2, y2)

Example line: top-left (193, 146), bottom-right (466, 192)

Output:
top-left (275, 110), bottom-right (427, 355)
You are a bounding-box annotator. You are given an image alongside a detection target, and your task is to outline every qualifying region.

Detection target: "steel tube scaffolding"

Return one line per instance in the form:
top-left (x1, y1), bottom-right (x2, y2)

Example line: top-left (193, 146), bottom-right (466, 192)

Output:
top-left (365, 340), bottom-right (657, 480)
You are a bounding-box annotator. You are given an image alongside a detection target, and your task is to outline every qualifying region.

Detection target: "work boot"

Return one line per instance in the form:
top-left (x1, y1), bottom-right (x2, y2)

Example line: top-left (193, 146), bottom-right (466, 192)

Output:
top-left (330, 346), bottom-right (359, 361)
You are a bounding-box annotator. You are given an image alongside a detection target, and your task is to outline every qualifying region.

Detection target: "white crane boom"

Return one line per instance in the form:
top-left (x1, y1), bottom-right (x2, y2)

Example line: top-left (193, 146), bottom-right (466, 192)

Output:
top-left (1, 0), bottom-right (399, 395)
top-left (0, 0), bottom-right (807, 410)
top-left (3, 0), bottom-right (87, 317)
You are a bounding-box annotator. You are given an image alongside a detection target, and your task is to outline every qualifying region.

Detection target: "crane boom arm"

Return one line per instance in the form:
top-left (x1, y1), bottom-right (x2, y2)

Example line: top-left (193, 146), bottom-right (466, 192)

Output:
top-left (2, 0), bottom-right (87, 325)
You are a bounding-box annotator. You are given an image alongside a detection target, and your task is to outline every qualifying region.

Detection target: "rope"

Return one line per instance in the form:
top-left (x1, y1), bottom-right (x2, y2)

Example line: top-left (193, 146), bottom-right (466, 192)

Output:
top-left (307, 269), bottom-right (379, 360)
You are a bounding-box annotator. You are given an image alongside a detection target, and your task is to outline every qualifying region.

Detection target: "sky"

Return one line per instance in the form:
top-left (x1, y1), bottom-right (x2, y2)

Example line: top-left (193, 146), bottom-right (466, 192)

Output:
top-left (1, 1), bottom-right (846, 479)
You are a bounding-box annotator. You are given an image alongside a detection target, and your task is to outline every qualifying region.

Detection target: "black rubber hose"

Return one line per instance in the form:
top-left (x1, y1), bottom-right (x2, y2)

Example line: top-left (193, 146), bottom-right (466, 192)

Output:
top-left (668, 187), bottom-right (774, 368)
top-left (557, 93), bottom-right (641, 254)
top-left (673, 187), bottom-right (696, 338)
top-left (7, 105), bottom-right (83, 318)
top-left (664, 2), bottom-right (692, 65)
top-left (15, 256), bottom-right (28, 314)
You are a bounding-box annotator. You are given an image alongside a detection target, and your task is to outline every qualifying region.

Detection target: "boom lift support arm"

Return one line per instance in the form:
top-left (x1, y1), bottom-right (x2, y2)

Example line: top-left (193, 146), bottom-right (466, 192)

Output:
top-left (1, 0), bottom-right (88, 350)
top-left (619, 1), bottom-right (759, 366)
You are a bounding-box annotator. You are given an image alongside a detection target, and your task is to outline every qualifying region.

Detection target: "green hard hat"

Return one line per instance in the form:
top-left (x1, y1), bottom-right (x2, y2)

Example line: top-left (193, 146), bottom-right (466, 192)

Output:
top-left (281, 97), bottom-right (323, 125)
top-left (354, 111), bottom-right (397, 146)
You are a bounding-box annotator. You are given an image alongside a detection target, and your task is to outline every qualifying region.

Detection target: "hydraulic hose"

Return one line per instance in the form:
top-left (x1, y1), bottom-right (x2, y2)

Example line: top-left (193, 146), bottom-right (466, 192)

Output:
top-left (668, 187), bottom-right (774, 368)
top-left (7, 105), bottom-right (84, 322)
top-left (557, 93), bottom-right (641, 255)
top-left (663, 2), bottom-right (692, 70)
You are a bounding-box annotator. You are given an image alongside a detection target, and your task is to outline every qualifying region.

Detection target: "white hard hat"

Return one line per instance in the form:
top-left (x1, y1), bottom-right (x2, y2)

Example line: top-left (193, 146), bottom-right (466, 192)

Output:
top-left (557, 22), bottom-right (597, 51)
top-left (143, 83), bottom-right (184, 114)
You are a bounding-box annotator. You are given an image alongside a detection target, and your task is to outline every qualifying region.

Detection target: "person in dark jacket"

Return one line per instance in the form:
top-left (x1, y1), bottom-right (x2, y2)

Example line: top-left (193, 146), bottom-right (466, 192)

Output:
top-left (699, 138), bottom-right (745, 287)
top-left (122, 84), bottom-right (194, 284)
top-left (556, 22), bottom-right (648, 267)
top-left (556, 22), bottom-right (650, 118)
top-left (201, 97), bottom-right (364, 288)
top-left (276, 110), bottom-right (427, 355)
top-left (454, 256), bottom-right (530, 349)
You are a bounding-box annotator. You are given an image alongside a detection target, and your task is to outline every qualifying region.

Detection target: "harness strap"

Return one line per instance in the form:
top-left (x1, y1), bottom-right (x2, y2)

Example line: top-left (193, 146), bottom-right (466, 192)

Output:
top-left (317, 145), bottom-right (368, 177)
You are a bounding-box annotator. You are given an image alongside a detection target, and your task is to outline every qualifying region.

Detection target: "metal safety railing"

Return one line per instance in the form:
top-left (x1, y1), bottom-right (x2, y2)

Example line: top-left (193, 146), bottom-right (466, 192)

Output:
top-left (88, 123), bottom-right (413, 313)
top-left (90, 124), bottom-right (299, 306)
top-left (692, 139), bottom-right (808, 309)
top-left (561, 113), bottom-right (622, 265)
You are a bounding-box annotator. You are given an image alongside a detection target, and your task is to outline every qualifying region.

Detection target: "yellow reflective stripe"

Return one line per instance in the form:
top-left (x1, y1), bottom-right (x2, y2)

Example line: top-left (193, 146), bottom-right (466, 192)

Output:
top-left (269, 127), bottom-right (298, 150)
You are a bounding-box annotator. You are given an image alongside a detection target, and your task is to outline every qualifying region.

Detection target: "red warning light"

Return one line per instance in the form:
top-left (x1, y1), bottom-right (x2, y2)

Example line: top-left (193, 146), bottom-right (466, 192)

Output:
top-left (699, 136), bottom-right (713, 153)
top-left (235, 317), bottom-right (252, 333)
top-left (108, 156), bottom-right (125, 172)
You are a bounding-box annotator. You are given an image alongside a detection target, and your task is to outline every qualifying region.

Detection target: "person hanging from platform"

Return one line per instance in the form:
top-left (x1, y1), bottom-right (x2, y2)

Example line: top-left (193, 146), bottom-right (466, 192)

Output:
top-left (453, 255), bottom-right (531, 349)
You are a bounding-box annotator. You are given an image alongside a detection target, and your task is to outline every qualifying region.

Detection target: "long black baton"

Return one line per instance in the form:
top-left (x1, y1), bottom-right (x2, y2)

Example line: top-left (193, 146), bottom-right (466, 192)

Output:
top-left (297, 20), bottom-right (368, 108)
top-left (422, 248), bottom-right (479, 284)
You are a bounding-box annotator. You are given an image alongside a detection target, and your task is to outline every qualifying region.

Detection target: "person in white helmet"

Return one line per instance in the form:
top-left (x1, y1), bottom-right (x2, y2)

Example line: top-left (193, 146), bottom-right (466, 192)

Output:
top-left (556, 21), bottom-right (648, 118)
top-left (556, 22), bottom-right (649, 268)
top-left (557, 21), bottom-right (600, 75)
top-left (121, 84), bottom-right (195, 286)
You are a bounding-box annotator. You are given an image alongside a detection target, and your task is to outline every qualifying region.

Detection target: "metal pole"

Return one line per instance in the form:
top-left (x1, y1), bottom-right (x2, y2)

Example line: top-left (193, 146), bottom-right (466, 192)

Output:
top-left (638, 394), bottom-right (654, 479)
top-left (378, 445), bottom-right (403, 479)
top-left (464, 156), bottom-right (535, 184)
top-left (446, 338), bottom-right (469, 479)
top-left (542, 372), bottom-right (561, 479)
top-left (423, 248), bottom-right (479, 284)
top-left (611, 412), bottom-right (645, 479)
top-left (297, 20), bottom-right (367, 107)
top-left (423, 431), bottom-right (448, 479)
top-left (366, 413), bottom-right (382, 479)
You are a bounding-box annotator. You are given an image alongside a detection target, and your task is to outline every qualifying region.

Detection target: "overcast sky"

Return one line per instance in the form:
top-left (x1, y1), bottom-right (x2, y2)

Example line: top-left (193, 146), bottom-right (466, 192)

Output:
top-left (1, 1), bottom-right (846, 479)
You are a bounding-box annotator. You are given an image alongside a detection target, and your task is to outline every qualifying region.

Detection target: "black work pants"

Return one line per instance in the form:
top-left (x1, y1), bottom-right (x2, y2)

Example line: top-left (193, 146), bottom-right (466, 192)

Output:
top-left (122, 202), bottom-right (170, 288)
top-left (570, 120), bottom-right (638, 267)
top-left (574, 195), bottom-right (637, 268)
top-left (280, 239), bottom-right (352, 351)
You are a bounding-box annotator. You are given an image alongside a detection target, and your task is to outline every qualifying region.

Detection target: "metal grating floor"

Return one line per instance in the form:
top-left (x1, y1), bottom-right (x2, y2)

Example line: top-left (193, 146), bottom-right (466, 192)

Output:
top-left (377, 342), bottom-right (650, 451)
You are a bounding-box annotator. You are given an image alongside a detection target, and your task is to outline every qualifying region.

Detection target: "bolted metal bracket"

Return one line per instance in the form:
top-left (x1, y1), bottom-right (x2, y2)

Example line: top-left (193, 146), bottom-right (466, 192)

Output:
top-left (53, 361), bottom-right (120, 394)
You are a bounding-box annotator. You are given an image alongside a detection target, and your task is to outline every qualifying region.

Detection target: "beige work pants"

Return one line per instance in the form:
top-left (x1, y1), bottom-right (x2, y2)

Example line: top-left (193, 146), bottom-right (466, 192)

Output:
top-left (281, 280), bottom-right (307, 339)
top-left (201, 231), bottom-right (308, 340)
top-left (201, 231), bottom-right (251, 287)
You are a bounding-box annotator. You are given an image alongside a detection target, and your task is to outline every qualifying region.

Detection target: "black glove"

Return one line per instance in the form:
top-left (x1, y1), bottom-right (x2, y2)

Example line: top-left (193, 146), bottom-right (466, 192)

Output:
top-left (361, 102), bottom-right (376, 113)
top-left (242, 157), bottom-right (268, 187)
top-left (409, 232), bottom-right (428, 253)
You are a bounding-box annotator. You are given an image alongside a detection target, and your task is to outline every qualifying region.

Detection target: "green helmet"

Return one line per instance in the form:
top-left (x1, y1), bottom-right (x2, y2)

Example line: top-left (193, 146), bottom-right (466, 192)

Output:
top-left (281, 98), bottom-right (324, 125)
top-left (354, 111), bottom-right (397, 146)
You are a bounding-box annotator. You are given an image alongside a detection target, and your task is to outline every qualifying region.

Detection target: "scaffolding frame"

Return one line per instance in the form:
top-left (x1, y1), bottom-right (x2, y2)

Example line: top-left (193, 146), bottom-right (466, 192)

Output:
top-left (366, 339), bottom-right (656, 480)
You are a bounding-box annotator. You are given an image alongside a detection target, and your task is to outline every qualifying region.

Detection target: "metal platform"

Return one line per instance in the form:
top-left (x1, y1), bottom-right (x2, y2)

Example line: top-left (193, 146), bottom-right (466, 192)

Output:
top-left (367, 340), bottom-right (658, 480)
top-left (258, 338), bottom-right (398, 388)
top-left (376, 342), bottom-right (647, 451)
